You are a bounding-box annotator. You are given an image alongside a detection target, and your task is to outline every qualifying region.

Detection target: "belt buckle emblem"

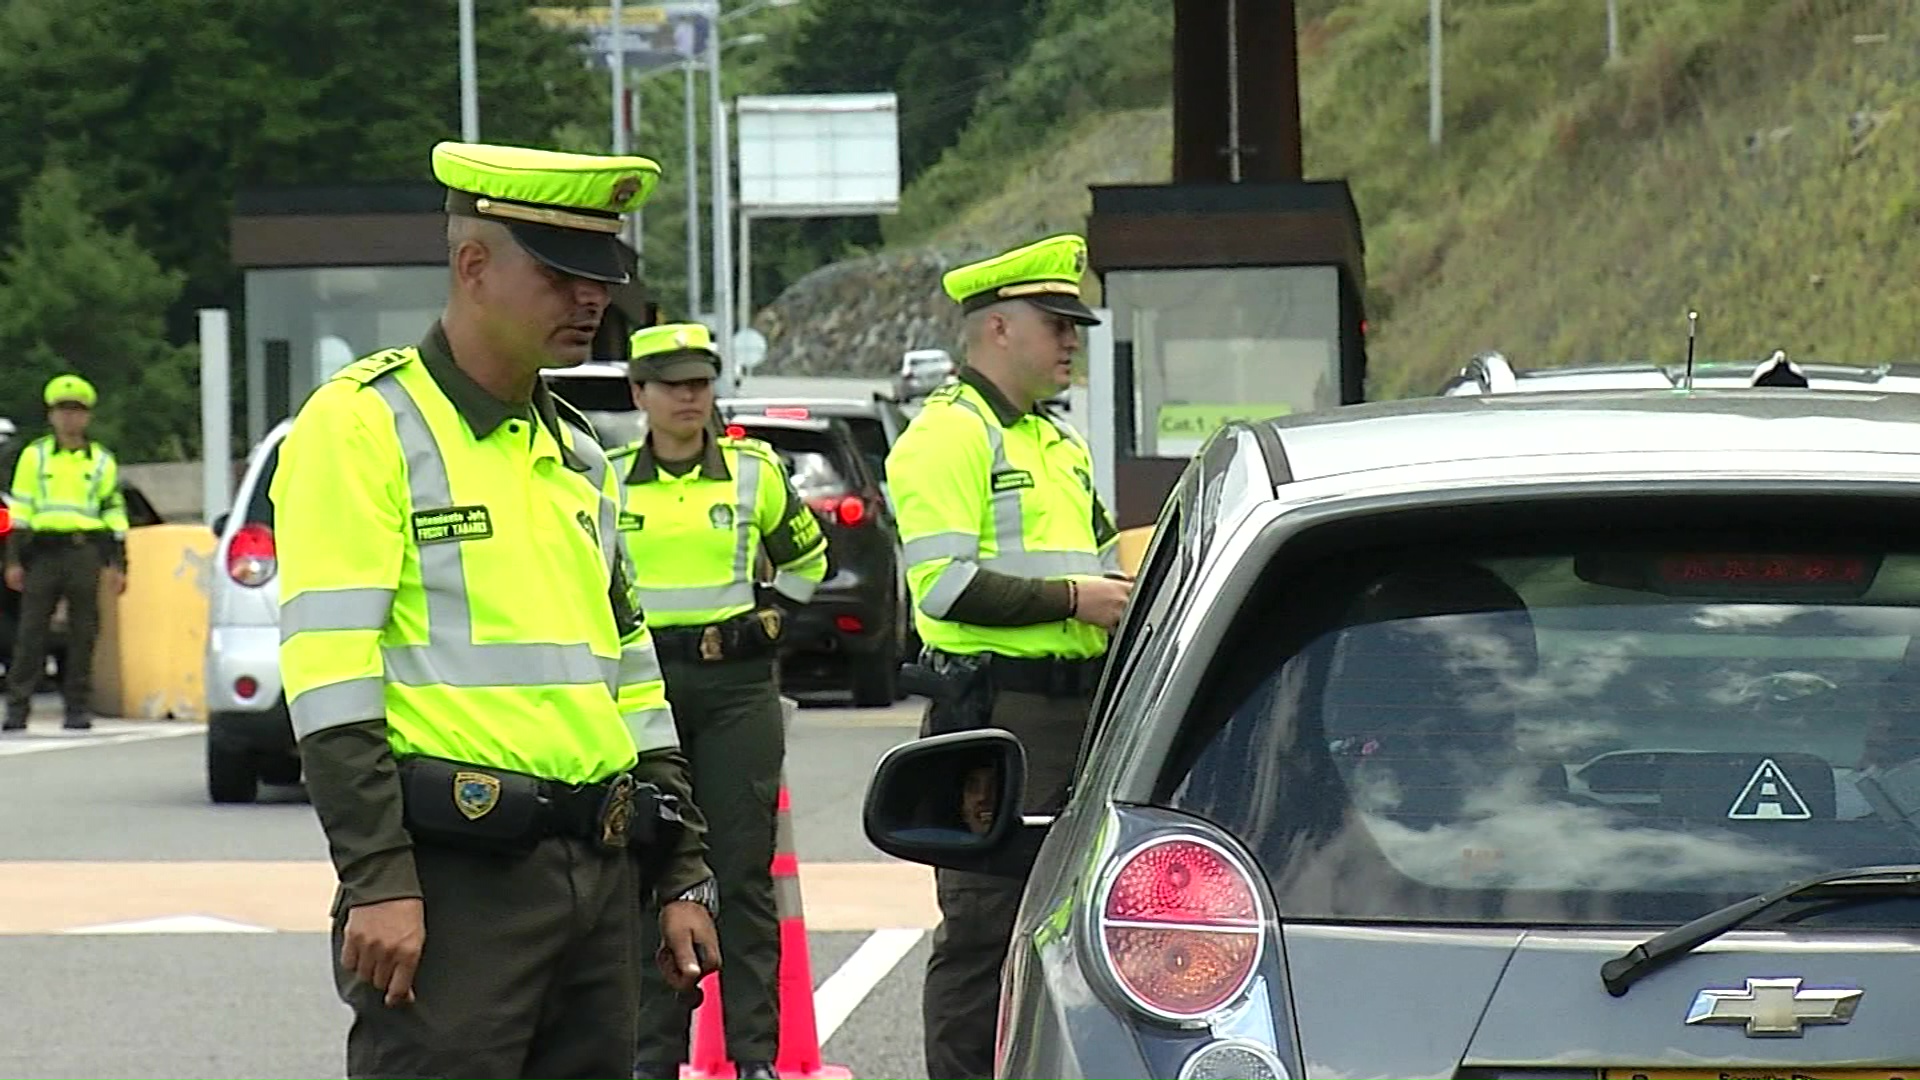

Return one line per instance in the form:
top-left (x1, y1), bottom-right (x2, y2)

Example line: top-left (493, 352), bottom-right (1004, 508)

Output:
top-left (757, 607), bottom-right (783, 640)
top-left (453, 770), bottom-right (501, 820)
top-left (700, 625), bottom-right (725, 661)
top-left (599, 773), bottom-right (635, 850)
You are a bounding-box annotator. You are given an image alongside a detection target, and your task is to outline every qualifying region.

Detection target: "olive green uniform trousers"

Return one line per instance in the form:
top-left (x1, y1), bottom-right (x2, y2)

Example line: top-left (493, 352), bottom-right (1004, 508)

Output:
top-left (921, 688), bottom-right (1092, 1080)
top-left (333, 836), bottom-right (639, 1079)
top-left (5, 540), bottom-right (103, 716)
top-left (634, 655), bottom-right (786, 1073)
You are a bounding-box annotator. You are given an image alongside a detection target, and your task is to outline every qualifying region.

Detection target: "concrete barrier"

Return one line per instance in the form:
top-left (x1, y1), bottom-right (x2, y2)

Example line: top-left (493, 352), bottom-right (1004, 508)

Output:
top-left (91, 524), bottom-right (215, 720)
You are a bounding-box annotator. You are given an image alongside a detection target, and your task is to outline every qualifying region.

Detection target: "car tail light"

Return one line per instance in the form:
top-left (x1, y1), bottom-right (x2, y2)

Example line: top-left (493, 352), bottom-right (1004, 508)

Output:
top-left (808, 495), bottom-right (867, 527)
top-left (0, 502), bottom-right (9, 536)
top-left (725, 424), bottom-right (747, 439)
top-left (227, 523), bottom-right (277, 587)
top-left (764, 407), bottom-right (810, 419)
top-left (834, 614), bottom-right (864, 634)
top-left (1097, 836), bottom-right (1262, 1020)
top-left (234, 676), bottom-right (259, 700)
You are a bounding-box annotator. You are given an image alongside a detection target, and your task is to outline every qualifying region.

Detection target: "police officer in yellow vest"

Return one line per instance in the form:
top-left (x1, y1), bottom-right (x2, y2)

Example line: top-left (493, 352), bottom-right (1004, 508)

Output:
top-left (4, 373), bottom-right (129, 732)
top-left (273, 142), bottom-right (721, 1080)
top-left (885, 233), bottom-right (1134, 1079)
top-left (609, 323), bottom-right (829, 1080)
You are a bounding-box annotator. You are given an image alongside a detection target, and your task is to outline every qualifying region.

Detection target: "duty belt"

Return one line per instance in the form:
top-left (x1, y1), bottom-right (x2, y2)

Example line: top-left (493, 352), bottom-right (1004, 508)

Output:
top-left (927, 648), bottom-right (1106, 699)
top-left (651, 607), bottom-right (784, 664)
top-left (397, 755), bottom-right (669, 856)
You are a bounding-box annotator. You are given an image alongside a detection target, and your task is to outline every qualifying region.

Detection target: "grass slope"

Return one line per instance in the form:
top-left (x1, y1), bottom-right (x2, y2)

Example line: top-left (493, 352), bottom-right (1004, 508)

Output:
top-left (887, 0), bottom-right (1920, 398)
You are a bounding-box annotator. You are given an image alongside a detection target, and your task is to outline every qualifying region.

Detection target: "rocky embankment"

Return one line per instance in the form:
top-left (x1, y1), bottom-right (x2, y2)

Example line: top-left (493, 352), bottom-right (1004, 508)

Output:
top-left (751, 246), bottom-right (994, 376)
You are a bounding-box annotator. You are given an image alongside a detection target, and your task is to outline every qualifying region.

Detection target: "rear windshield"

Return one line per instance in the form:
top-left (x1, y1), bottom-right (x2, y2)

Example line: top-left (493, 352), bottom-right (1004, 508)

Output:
top-left (242, 443), bottom-right (280, 527)
top-left (736, 425), bottom-right (856, 499)
top-left (840, 418), bottom-right (889, 489)
top-left (1170, 532), bottom-right (1920, 928)
top-left (544, 374), bottom-right (634, 413)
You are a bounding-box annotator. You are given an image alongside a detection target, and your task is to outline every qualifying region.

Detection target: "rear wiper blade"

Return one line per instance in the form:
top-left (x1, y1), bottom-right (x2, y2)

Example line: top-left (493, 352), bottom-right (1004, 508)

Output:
top-left (1601, 863), bottom-right (1920, 997)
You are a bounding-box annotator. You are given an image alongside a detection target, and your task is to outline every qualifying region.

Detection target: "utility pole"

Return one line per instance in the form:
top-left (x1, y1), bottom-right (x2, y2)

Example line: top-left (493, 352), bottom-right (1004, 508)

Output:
top-left (1607, 0), bottom-right (1620, 64)
top-left (458, 0), bottom-right (479, 140)
top-left (1429, 0), bottom-right (1443, 146)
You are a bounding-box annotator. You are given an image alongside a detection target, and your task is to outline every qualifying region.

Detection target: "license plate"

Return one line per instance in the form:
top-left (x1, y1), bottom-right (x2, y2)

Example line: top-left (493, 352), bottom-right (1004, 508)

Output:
top-left (1600, 1071), bottom-right (1919, 1079)
top-left (1605, 1060), bottom-right (1920, 1068)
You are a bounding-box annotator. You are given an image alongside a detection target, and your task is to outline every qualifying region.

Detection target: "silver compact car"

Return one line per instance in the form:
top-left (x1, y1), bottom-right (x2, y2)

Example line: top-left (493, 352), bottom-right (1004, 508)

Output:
top-left (867, 388), bottom-right (1920, 1079)
top-left (204, 420), bottom-right (296, 802)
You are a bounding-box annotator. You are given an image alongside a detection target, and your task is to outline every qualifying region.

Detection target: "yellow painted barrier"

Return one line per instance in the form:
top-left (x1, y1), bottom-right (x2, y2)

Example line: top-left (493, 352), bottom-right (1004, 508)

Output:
top-left (91, 524), bottom-right (215, 720)
top-left (1116, 526), bottom-right (1155, 579)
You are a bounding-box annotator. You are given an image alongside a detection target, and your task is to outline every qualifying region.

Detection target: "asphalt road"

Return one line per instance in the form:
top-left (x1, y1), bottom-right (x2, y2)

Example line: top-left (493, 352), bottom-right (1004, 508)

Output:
top-left (0, 695), bottom-right (934, 1080)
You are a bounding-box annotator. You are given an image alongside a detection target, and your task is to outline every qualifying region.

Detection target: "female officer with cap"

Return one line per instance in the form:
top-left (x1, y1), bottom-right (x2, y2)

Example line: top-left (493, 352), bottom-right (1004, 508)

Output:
top-left (608, 323), bottom-right (830, 1080)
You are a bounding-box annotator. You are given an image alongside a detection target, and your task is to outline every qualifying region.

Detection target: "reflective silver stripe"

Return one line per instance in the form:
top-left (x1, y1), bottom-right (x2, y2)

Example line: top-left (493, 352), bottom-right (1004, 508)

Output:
top-left (772, 569), bottom-right (818, 604)
top-left (920, 561), bottom-right (978, 619)
top-left (619, 641), bottom-right (663, 687)
top-left (280, 587), bottom-right (396, 639)
top-left (290, 676), bottom-right (387, 738)
top-left (1100, 544), bottom-right (1122, 574)
top-left (371, 377), bottom-right (624, 698)
top-left (570, 426), bottom-right (622, 571)
top-left (903, 532), bottom-right (978, 566)
top-left (638, 582), bottom-right (756, 612)
top-left (624, 706), bottom-right (678, 752)
top-left (373, 378), bottom-right (469, 644)
top-left (951, 396), bottom-right (1026, 560)
top-left (982, 551), bottom-right (1105, 578)
top-left (383, 642), bottom-right (620, 695)
top-left (733, 451), bottom-right (763, 587)
top-left (32, 502), bottom-right (94, 515)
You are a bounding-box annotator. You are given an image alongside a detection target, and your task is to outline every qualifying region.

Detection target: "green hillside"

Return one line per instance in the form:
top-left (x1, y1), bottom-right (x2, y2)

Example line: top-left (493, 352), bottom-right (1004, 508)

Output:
top-left (880, 0), bottom-right (1919, 398)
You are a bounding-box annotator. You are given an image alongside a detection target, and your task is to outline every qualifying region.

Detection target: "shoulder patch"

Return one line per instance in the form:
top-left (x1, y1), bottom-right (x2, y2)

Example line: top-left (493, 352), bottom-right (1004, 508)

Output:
top-left (333, 348), bottom-right (417, 388)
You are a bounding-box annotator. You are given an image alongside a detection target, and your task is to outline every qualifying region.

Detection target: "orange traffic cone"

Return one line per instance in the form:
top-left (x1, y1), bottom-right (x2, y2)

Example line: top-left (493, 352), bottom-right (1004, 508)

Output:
top-left (681, 776), bottom-right (852, 1080)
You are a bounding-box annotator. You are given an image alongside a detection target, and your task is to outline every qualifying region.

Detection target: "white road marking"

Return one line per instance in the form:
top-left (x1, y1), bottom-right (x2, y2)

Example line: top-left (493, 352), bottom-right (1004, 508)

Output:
top-left (814, 928), bottom-right (926, 1045)
top-left (0, 724), bottom-right (200, 757)
top-left (62, 914), bottom-right (273, 935)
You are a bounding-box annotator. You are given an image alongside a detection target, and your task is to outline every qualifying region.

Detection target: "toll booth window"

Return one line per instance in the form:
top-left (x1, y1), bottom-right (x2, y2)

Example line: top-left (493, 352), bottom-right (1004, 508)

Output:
top-left (1106, 266), bottom-right (1344, 457)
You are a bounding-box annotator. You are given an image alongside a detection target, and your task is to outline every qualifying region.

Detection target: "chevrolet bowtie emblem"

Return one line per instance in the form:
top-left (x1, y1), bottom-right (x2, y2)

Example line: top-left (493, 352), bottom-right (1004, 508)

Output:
top-left (1685, 977), bottom-right (1863, 1037)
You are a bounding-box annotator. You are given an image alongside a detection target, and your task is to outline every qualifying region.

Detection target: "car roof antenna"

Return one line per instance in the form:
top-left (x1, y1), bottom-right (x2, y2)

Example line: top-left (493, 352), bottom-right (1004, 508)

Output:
top-left (1681, 309), bottom-right (1699, 391)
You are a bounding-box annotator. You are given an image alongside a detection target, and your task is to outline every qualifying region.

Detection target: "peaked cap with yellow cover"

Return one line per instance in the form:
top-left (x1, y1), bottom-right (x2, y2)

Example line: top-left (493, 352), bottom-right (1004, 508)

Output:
top-left (941, 233), bottom-right (1100, 325)
top-left (628, 322), bottom-right (721, 383)
top-left (433, 141), bottom-right (662, 285)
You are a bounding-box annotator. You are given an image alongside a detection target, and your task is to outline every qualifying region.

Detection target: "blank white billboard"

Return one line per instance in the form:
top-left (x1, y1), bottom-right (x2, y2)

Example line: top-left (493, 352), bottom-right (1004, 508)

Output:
top-left (736, 93), bottom-right (900, 216)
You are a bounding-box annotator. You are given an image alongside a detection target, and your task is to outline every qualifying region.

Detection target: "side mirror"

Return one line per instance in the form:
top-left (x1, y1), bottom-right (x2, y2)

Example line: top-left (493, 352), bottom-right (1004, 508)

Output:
top-left (209, 512), bottom-right (230, 536)
top-left (862, 728), bottom-right (1048, 879)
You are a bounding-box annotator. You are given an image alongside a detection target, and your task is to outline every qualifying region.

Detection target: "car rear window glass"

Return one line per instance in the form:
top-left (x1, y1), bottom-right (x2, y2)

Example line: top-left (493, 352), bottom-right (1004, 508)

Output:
top-left (544, 373), bottom-right (635, 413)
top-left (1169, 531), bottom-right (1920, 928)
top-left (734, 424), bottom-right (856, 499)
top-left (245, 443), bottom-right (280, 527)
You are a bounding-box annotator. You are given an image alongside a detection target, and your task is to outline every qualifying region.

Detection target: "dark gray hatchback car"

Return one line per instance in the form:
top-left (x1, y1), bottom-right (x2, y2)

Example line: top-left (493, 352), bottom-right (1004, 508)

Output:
top-left (867, 389), bottom-right (1920, 1079)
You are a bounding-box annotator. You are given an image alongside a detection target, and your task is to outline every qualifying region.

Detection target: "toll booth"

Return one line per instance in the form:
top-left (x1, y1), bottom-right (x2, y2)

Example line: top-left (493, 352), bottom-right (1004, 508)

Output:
top-left (1085, 180), bottom-right (1369, 530)
top-left (229, 182), bottom-right (451, 446)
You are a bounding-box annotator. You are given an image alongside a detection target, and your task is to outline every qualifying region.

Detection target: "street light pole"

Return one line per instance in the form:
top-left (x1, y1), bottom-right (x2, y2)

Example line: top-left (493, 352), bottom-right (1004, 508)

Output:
top-left (708, 18), bottom-right (734, 374)
top-left (611, 0), bottom-right (627, 155)
top-left (1428, 0), bottom-right (1443, 146)
top-left (683, 59), bottom-right (703, 318)
top-left (458, 0), bottom-right (479, 140)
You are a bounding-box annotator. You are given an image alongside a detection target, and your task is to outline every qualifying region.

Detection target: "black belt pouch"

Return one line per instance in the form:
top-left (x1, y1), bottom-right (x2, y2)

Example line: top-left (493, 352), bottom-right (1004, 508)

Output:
top-left (398, 756), bottom-right (546, 855)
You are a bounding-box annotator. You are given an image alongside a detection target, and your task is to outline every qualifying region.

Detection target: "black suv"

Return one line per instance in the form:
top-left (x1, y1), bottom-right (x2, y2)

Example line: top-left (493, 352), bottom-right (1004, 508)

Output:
top-left (716, 395), bottom-right (911, 509)
top-left (723, 413), bottom-right (909, 706)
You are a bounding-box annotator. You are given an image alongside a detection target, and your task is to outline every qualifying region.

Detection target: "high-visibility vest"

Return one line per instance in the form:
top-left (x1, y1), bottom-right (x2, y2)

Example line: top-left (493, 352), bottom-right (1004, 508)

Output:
top-left (273, 348), bottom-right (675, 786)
top-left (7, 436), bottom-right (129, 536)
top-left (604, 434), bottom-right (829, 628)
top-left (886, 378), bottom-right (1120, 659)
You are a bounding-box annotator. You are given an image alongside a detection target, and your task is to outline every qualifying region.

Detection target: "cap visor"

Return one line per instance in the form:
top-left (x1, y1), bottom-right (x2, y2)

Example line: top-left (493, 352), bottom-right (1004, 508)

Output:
top-left (506, 221), bottom-right (628, 284)
top-left (1027, 294), bottom-right (1101, 325)
top-left (648, 355), bottom-right (722, 382)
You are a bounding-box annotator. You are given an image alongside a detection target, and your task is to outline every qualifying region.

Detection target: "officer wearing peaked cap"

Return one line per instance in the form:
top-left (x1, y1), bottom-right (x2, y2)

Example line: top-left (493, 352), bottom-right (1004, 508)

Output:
top-left (272, 142), bottom-right (720, 1079)
top-left (611, 322), bottom-right (829, 1080)
top-left (4, 373), bottom-right (128, 732)
top-left (885, 233), bottom-right (1131, 1079)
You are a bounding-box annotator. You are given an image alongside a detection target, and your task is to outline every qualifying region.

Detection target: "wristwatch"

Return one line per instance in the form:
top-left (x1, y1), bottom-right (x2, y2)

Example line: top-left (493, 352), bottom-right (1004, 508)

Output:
top-left (670, 877), bottom-right (720, 917)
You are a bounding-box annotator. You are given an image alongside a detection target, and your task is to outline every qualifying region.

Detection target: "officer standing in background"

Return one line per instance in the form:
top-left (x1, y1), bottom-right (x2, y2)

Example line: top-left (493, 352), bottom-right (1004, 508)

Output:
top-left (4, 374), bottom-right (128, 732)
top-left (273, 142), bottom-right (720, 1080)
top-left (610, 322), bottom-right (830, 1080)
top-left (886, 233), bottom-right (1134, 1079)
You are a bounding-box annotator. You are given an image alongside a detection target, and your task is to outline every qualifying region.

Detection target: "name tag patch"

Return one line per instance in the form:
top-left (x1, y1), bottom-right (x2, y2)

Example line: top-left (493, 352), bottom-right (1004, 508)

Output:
top-left (412, 505), bottom-right (493, 545)
top-left (991, 469), bottom-right (1035, 493)
top-left (618, 511), bottom-right (645, 531)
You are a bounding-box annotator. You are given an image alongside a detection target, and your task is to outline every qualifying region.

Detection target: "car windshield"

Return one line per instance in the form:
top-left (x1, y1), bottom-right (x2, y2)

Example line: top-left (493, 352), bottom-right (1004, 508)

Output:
top-left (1170, 540), bottom-right (1920, 928)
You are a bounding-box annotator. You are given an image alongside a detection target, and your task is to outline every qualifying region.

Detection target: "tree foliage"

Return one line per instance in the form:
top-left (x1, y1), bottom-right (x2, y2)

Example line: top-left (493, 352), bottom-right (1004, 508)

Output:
top-left (0, 161), bottom-right (197, 461)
